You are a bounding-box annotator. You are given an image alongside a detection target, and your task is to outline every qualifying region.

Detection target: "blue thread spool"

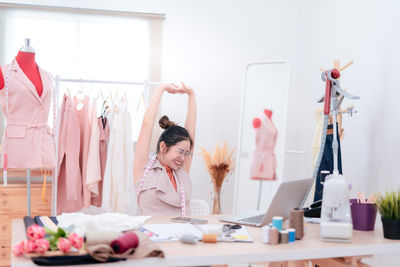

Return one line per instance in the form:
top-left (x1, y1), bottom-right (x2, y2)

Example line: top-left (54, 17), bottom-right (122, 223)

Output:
top-left (272, 216), bottom-right (283, 230)
top-left (288, 228), bottom-right (296, 243)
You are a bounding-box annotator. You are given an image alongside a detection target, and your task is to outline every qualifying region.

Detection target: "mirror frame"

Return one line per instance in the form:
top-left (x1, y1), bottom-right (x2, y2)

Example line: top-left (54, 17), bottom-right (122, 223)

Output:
top-left (232, 60), bottom-right (290, 213)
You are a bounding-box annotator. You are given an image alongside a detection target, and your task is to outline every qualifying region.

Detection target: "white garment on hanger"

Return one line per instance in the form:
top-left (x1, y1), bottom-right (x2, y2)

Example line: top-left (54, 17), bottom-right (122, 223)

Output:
top-left (101, 103), bottom-right (115, 211)
top-left (101, 100), bottom-right (138, 215)
top-left (86, 100), bottom-right (101, 195)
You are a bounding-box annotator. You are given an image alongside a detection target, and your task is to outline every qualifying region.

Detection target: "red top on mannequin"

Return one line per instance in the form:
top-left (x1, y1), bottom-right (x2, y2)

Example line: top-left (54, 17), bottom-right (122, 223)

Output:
top-left (0, 51), bottom-right (43, 97)
top-left (252, 109), bottom-right (273, 129)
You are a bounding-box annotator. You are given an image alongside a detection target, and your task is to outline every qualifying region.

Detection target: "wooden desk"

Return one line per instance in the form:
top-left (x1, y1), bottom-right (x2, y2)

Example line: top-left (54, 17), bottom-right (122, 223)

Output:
top-left (1, 183), bottom-right (52, 267)
top-left (10, 215), bottom-right (400, 267)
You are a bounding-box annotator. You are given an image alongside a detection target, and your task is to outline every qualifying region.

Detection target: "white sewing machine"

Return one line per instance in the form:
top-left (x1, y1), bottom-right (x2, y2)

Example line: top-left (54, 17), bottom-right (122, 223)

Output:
top-left (319, 67), bottom-right (359, 242)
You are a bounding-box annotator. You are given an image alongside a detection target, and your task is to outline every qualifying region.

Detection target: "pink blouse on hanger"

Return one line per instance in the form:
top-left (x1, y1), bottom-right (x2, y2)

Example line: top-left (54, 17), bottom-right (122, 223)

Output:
top-left (74, 96), bottom-right (91, 208)
top-left (86, 103), bottom-right (101, 198)
top-left (57, 95), bottom-right (83, 214)
top-left (90, 117), bottom-right (110, 207)
top-left (0, 59), bottom-right (55, 168)
top-left (250, 112), bottom-right (278, 180)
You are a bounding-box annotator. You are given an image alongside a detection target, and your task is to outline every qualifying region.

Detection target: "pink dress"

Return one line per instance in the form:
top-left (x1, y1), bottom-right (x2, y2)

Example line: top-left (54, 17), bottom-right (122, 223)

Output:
top-left (250, 113), bottom-right (278, 180)
top-left (74, 96), bottom-right (91, 208)
top-left (57, 95), bottom-right (83, 214)
top-left (86, 103), bottom-right (101, 198)
top-left (0, 59), bottom-right (55, 168)
top-left (135, 159), bottom-right (192, 216)
top-left (90, 117), bottom-right (110, 207)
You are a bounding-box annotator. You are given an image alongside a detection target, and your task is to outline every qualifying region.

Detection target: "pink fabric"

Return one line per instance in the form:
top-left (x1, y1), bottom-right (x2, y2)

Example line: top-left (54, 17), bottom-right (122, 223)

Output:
top-left (91, 117), bottom-right (109, 207)
top-left (86, 103), bottom-right (101, 196)
top-left (135, 159), bottom-right (192, 216)
top-left (250, 113), bottom-right (278, 180)
top-left (57, 94), bottom-right (83, 214)
top-left (74, 96), bottom-right (91, 208)
top-left (0, 59), bottom-right (55, 168)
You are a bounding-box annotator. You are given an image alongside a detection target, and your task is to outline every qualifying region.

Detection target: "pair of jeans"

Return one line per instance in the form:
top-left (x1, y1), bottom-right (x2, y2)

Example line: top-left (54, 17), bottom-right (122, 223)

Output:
top-left (313, 123), bottom-right (343, 202)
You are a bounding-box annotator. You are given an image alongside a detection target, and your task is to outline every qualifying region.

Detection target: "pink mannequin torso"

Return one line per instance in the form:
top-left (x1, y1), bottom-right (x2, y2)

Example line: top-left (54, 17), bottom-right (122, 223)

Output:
top-left (252, 109), bottom-right (273, 129)
top-left (0, 51), bottom-right (43, 97)
top-left (250, 108), bottom-right (278, 180)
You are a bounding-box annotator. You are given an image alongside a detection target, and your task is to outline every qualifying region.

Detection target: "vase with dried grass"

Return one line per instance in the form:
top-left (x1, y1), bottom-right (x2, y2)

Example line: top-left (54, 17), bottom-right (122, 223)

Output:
top-left (200, 142), bottom-right (235, 214)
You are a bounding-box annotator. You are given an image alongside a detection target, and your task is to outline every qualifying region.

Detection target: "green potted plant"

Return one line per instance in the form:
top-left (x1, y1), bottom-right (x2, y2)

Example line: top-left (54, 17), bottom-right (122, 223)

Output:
top-left (377, 188), bottom-right (400, 239)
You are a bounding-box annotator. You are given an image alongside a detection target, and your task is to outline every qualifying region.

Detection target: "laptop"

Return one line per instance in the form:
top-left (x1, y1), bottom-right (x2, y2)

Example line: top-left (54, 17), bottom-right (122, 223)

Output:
top-left (219, 177), bottom-right (313, 227)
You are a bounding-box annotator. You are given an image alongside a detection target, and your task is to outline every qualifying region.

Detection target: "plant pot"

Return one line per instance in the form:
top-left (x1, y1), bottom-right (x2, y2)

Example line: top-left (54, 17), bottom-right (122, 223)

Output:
top-left (350, 199), bottom-right (377, 231)
top-left (381, 217), bottom-right (400, 239)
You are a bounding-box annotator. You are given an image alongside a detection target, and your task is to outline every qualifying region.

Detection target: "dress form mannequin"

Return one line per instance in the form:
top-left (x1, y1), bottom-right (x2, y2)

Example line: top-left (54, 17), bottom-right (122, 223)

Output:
top-left (251, 107), bottom-right (277, 209)
top-left (0, 39), bottom-right (43, 96)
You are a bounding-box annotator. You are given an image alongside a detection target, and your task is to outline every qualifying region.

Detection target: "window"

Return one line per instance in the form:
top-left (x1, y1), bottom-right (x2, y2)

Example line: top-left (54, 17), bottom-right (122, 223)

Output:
top-left (0, 5), bottom-right (163, 141)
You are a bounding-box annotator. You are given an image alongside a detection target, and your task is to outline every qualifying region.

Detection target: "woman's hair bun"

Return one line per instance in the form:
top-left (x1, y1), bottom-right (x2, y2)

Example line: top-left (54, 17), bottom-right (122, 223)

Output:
top-left (159, 115), bottom-right (177, 129)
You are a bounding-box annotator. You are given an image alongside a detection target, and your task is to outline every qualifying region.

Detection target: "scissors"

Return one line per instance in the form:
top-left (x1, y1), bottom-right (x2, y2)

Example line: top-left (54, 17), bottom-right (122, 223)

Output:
top-left (222, 224), bottom-right (241, 237)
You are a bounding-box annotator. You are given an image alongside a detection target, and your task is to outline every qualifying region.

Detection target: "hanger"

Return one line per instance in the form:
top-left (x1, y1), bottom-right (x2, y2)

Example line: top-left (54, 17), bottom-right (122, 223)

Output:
top-left (122, 89), bottom-right (127, 103)
top-left (136, 91), bottom-right (145, 111)
top-left (75, 81), bottom-right (85, 100)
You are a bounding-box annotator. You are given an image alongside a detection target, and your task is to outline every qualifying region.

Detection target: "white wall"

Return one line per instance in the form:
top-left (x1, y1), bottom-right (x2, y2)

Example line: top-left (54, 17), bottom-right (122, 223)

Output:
top-left (286, 2), bottom-right (400, 265)
top-left (293, 0), bottom-right (400, 196)
top-left (3, 0), bottom-right (399, 208)
top-left (2, 0), bottom-right (303, 213)
top-left (2, 0), bottom-right (400, 265)
top-left (4, 0), bottom-right (399, 205)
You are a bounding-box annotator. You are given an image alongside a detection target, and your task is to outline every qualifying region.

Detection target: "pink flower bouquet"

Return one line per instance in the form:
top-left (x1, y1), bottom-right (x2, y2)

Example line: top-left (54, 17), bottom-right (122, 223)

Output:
top-left (13, 224), bottom-right (83, 257)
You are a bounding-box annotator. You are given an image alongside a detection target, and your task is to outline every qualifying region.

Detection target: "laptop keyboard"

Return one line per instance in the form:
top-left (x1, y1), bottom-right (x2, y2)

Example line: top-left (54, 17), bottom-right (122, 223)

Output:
top-left (239, 214), bottom-right (264, 224)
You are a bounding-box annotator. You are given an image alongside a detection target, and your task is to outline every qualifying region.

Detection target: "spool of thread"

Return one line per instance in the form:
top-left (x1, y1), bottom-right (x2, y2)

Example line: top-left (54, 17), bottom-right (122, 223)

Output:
top-left (279, 230), bottom-right (289, 244)
top-left (272, 216), bottom-right (283, 230)
top-left (202, 233), bottom-right (218, 243)
top-left (268, 227), bottom-right (279, 245)
top-left (180, 234), bottom-right (198, 244)
top-left (261, 225), bottom-right (271, 243)
top-left (85, 230), bottom-right (122, 246)
top-left (110, 232), bottom-right (139, 254)
top-left (288, 228), bottom-right (296, 243)
top-left (289, 208), bottom-right (304, 240)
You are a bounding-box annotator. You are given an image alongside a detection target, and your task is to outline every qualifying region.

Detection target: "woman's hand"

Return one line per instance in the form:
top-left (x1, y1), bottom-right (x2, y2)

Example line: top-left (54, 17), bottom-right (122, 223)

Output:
top-left (158, 83), bottom-right (193, 96)
top-left (180, 82), bottom-right (194, 96)
top-left (158, 83), bottom-right (180, 94)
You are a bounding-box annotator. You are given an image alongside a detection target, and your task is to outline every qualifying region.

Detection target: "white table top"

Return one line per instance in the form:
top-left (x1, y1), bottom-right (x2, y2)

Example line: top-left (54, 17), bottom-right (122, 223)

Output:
top-left (11, 215), bottom-right (400, 266)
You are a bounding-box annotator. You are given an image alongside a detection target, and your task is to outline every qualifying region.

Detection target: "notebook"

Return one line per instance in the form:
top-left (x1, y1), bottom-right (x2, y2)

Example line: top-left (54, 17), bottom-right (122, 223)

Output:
top-left (219, 177), bottom-right (313, 227)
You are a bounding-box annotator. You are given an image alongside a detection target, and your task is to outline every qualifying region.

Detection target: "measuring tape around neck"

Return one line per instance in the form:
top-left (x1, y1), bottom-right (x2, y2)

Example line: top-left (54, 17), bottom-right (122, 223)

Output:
top-left (137, 156), bottom-right (186, 215)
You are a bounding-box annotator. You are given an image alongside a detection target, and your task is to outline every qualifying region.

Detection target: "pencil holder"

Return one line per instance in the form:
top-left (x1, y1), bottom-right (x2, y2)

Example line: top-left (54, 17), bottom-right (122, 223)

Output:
top-left (350, 199), bottom-right (377, 231)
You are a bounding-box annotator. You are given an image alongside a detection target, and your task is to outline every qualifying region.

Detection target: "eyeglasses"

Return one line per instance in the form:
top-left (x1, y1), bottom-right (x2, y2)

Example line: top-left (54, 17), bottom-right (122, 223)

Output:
top-left (177, 147), bottom-right (192, 157)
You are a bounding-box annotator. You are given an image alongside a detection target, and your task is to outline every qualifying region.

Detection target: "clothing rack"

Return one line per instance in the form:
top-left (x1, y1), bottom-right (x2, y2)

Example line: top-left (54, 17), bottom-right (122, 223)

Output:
top-left (51, 76), bottom-right (160, 215)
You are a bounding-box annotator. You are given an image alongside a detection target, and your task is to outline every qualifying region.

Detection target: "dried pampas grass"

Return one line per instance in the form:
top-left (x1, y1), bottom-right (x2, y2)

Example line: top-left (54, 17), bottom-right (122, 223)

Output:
top-left (200, 142), bottom-right (236, 189)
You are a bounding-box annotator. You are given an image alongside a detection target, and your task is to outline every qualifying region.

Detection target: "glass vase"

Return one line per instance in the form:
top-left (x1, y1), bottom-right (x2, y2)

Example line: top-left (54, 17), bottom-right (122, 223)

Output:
top-left (213, 186), bottom-right (222, 214)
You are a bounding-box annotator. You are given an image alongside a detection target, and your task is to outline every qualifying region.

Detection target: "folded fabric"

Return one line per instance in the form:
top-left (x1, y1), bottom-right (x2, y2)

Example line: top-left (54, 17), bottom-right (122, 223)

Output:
top-left (57, 213), bottom-right (151, 235)
top-left (86, 231), bottom-right (164, 262)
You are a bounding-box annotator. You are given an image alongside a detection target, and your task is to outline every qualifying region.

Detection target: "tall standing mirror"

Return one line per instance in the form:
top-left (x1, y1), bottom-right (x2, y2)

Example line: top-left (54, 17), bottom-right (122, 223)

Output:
top-left (233, 61), bottom-right (290, 213)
